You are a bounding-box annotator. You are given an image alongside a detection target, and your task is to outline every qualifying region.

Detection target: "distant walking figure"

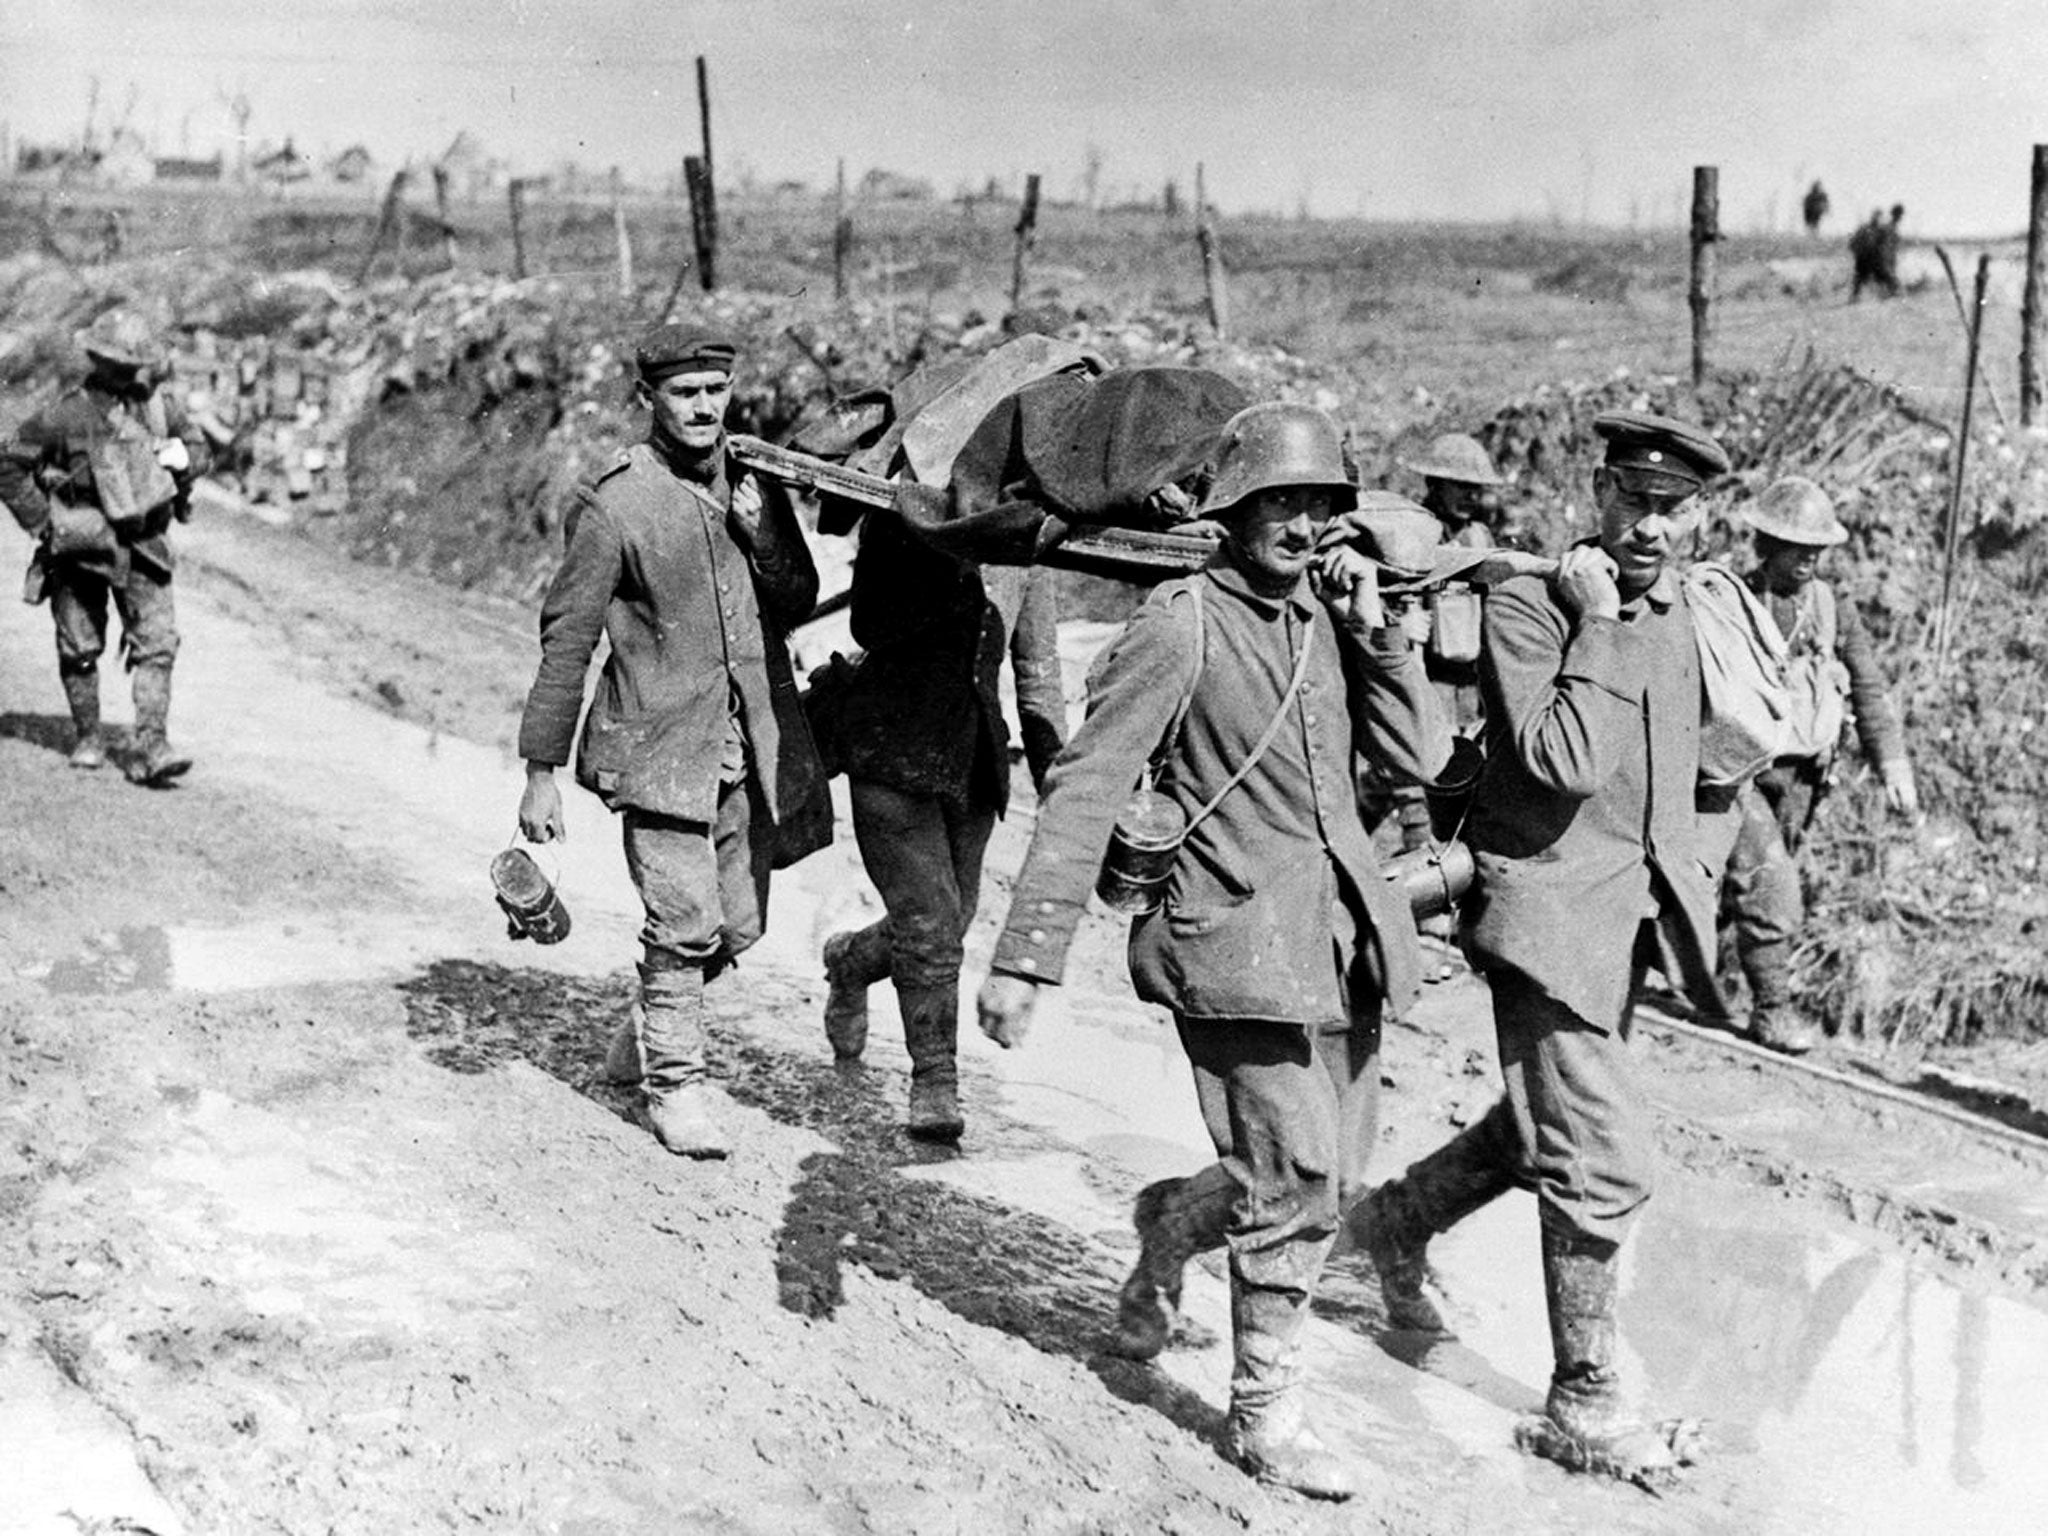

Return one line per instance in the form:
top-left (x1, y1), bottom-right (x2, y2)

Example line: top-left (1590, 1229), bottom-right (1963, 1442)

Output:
top-left (1801, 180), bottom-right (1829, 238)
top-left (1849, 205), bottom-right (1904, 300)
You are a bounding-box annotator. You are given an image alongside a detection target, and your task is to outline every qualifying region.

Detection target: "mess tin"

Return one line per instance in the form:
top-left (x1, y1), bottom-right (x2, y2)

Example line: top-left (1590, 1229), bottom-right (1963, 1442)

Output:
top-left (491, 842), bottom-right (571, 944)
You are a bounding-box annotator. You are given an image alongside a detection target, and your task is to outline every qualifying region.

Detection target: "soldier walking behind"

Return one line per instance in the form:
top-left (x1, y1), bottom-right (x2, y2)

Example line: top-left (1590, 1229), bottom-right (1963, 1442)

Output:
top-left (1349, 411), bottom-right (1729, 1486)
top-left (976, 402), bottom-right (1450, 1499)
top-left (818, 511), bottom-right (1065, 1141)
top-left (0, 310), bottom-right (209, 784)
top-left (1715, 476), bottom-right (1917, 1055)
top-left (516, 325), bottom-right (827, 1159)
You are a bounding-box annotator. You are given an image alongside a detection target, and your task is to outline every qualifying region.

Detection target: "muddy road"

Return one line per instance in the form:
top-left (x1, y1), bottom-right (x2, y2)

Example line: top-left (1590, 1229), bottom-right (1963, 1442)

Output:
top-left (3, 497), bottom-right (2047, 1536)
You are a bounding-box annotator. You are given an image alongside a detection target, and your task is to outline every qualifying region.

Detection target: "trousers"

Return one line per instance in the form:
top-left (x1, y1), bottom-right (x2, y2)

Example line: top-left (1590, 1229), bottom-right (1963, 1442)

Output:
top-left (48, 559), bottom-right (179, 674)
top-left (622, 777), bottom-right (772, 967)
top-left (1491, 945), bottom-right (1656, 1246)
top-left (847, 778), bottom-right (996, 988)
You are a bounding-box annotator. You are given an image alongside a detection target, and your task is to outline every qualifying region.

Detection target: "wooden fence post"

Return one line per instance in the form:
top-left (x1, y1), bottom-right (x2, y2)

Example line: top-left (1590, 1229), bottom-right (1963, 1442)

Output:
top-left (833, 157), bottom-right (852, 302)
top-left (432, 164), bottom-right (457, 268)
top-left (507, 177), bottom-right (529, 280)
top-left (1689, 165), bottom-right (1718, 388)
top-left (356, 169), bottom-right (409, 286)
top-left (695, 56), bottom-right (719, 289)
top-left (684, 155), bottom-right (716, 291)
top-left (1196, 162), bottom-right (1229, 339)
top-left (2022, 144), bottom-right (2048, 428)
top-left (612, 169), bottom-right (634, 297)
top-left (1011, 172), bottom-right (1041, 313)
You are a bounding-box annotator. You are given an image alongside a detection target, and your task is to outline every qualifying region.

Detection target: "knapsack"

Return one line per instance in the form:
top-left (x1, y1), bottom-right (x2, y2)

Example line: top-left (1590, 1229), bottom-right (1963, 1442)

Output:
top-left (1685, 559), bottom-right (1791, 789)
top-left (1776, 581), bottom-right (1850, 762)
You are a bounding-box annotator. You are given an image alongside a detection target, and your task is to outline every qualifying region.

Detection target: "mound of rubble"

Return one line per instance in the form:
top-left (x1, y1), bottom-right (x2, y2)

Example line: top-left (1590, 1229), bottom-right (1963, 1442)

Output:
top-left (1461, 359), bottom-right (2048, 1046)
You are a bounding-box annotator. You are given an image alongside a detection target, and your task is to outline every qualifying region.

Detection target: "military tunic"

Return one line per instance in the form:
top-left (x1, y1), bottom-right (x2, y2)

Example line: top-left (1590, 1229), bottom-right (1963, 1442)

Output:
top-left (0, 380), bottom-right (208, 674)
top-left (517, 437), bottom-right (824, 963)
top-left (1460, 565), bottom-right (1717, 1242)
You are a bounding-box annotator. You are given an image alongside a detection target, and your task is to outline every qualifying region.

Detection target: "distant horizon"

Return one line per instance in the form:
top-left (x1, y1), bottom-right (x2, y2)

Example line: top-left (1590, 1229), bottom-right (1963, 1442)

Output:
top-left (8, 165), bottom-right (2032, 248)
top-left (7, 1), bottom-right (2045, 237)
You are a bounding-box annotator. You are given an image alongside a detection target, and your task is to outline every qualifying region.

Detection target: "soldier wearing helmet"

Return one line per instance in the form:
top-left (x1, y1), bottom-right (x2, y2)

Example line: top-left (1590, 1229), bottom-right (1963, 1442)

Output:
top-left (976, 401), bottom-right (1451, 1500)
top-left (1349, 409), bottom-right (1731, 1487)
top-left (1399, 430), bottom-right (1503, 550)
top-left (1714, 476), bottom-right (1915, 1055)
top-left (1374, 432), bottom-right (1508, 857)
top-left (0, 308), bottom-right (209, 782)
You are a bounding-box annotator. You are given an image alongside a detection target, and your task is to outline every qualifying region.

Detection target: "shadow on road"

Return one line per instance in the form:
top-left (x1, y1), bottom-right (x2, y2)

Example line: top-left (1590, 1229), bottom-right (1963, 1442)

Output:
top-left (0, 710), bottom-right (76, 757)
top-left (393, 955), bottom-right (1227, 1446)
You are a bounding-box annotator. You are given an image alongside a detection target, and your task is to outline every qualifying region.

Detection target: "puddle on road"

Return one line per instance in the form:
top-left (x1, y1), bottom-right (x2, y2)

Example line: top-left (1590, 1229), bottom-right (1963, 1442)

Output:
top-left (134, 1088), bottom-right (533, 1338)
top-left (1630, 1182), bottom-right (2048, 1532)
top-left (1307, 1169), bottom-right (2048, 1532)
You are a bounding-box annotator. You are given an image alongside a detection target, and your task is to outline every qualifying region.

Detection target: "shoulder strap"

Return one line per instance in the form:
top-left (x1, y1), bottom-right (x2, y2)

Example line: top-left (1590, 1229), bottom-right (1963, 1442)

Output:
top-left (1149, 581), bottom-right (1206, 774)
top-left (1179, 609), bottom-right (1317, 840)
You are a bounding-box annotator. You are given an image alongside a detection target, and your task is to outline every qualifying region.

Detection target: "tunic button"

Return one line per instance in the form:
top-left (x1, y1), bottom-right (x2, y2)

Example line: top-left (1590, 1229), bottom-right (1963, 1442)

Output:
top-left (1029, 929), bottom-right (1047, 943)
top-left (1038, 901), bottom-right (1057, 914)
top-left (1305, 714), bottom-right (1318, 727)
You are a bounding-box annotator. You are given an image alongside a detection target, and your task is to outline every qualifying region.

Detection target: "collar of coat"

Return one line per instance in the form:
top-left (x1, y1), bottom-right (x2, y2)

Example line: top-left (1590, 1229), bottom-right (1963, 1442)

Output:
top-left (1203, 551), bottom-right (1321, 621)
top-left (1569, 537), bottom-right (1679, 614)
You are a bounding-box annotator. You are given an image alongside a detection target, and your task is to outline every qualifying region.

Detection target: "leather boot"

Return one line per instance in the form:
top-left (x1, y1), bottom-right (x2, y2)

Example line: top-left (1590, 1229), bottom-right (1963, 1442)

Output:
top-left (1347, 1098), bottom-right (1518, 1333)
top-left (1105, 1164), bottom-right (1236, 1359)
top-left (821, 922), bottom-right (891, 1061)
top-left (1742, 940), bottom-right (1817, 1055)
top-left (1515, 1225), bottom-right (1683, 1485)
top-left (636, 962), bottom-right (730, 1159)
top-left (1223, 1268), bottom-right (1357, 1501)
top-left (61, 670), bottom-right (105, 770)
top-left (126, 660), bottom-right (192, 785)
top-left (898, 979), bottom-right (964, 1142)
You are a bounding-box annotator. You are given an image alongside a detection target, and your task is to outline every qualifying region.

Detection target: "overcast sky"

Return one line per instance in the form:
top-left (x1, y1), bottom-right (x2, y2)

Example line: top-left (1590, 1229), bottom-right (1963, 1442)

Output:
top-left (6, 0), bottom-right (2044, 234)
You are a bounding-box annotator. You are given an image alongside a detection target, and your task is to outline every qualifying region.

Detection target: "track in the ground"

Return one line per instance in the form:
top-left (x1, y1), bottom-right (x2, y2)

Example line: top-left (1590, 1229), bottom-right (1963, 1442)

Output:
top-left (1644, 1005), bottom-right (2048, 1171)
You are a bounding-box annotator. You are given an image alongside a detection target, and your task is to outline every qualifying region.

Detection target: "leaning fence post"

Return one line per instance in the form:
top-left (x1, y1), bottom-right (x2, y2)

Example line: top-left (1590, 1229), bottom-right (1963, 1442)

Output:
top-left (1689, 165), bottom-right (1718, 387)
top-left (1010, 172), bottom-right (1041, 313)
top-left (2021, 144), bottom-right (2048, 428)
top-left (1937, 255), bottom-right (1992, 666)
top-left (1937, 245), bottom-right (2011, 432)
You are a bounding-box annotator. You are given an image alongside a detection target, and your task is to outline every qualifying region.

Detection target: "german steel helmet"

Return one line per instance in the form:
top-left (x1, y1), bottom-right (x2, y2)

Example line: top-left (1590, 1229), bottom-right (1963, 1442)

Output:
top-left (1397, 431), bottom-right (1502, 487)
top-left (1742, 475), bottom-right (1848, 547)
top-left (81, 309), bottom-right (159, 371)
top-left (1197, 401), bottom-right (1357, 519)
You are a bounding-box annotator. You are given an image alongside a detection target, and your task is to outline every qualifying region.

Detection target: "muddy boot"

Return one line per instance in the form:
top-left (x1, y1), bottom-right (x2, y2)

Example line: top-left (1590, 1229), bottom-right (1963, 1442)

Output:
top-left (61, 670), bottom-right (105, 770)
top-left (899, 980), bottom-right (964, 1142)
top-left (125, 660), bottom-right (192, 786)
top-left (1515, 1226), bottom-right (1692, 1488)
top-left (636, 962), bottom-right (730, 1159)
top-left (1106, 1164), bottom-right (1236, 1359)
top-left (1223, 1269), bottom-right (1357, 1501)
top-left (1347, 1098), bottom-right (1519, 1334)
top-left (821, 923), bottom-right (890, 1061)
top-left (1741, 940), bottom-right (1817, 1055)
